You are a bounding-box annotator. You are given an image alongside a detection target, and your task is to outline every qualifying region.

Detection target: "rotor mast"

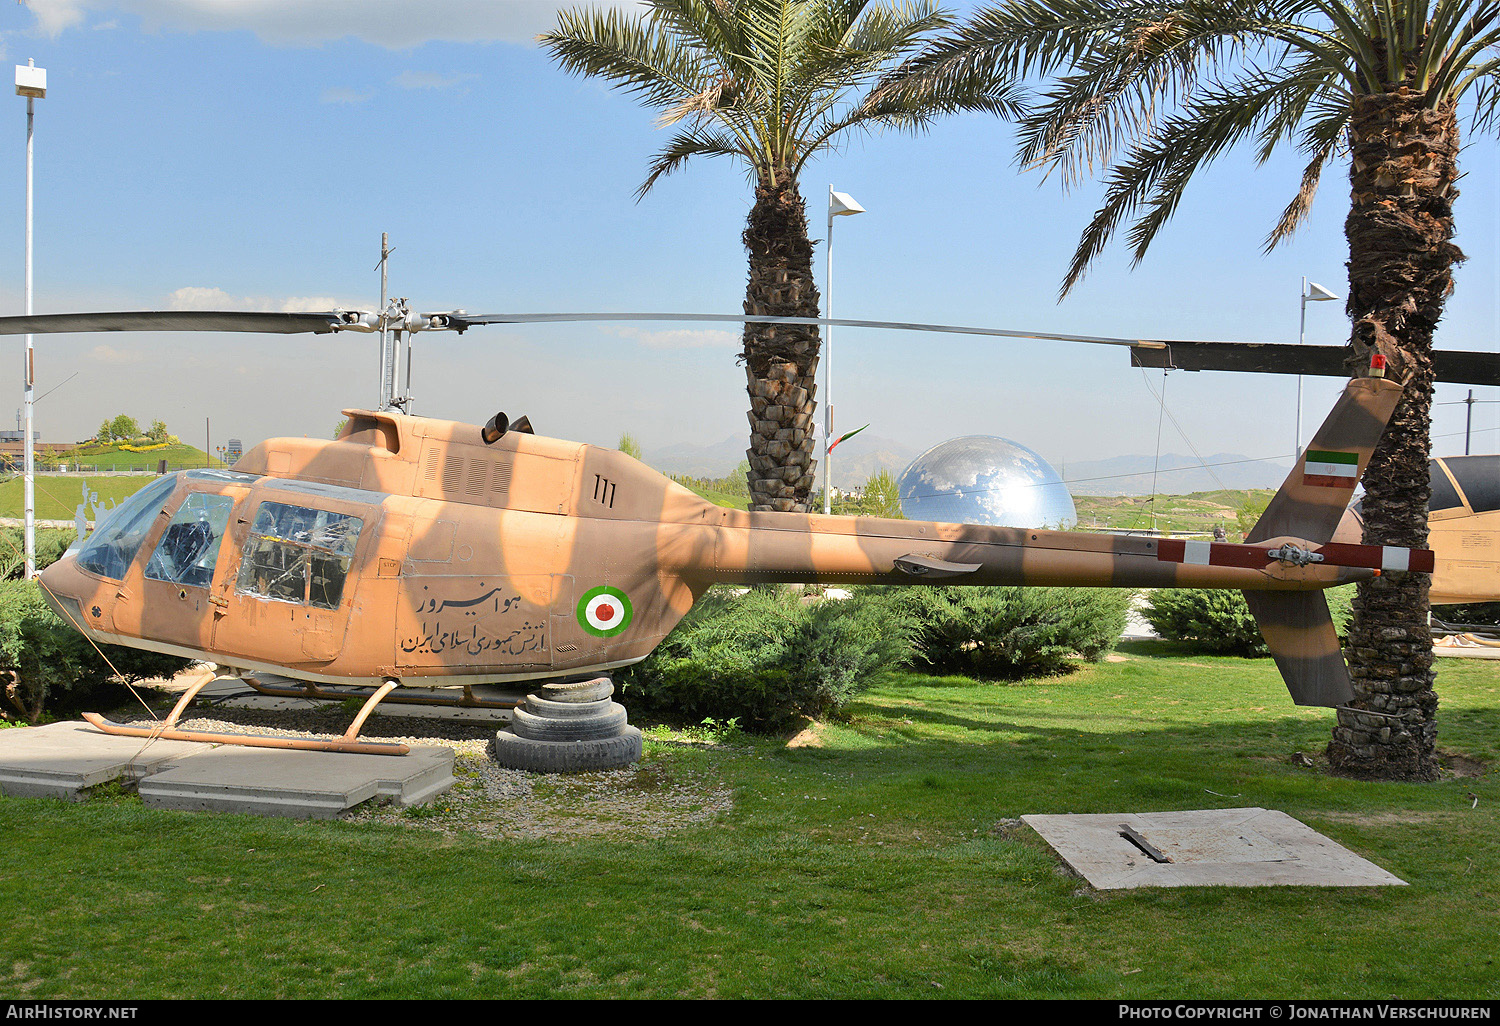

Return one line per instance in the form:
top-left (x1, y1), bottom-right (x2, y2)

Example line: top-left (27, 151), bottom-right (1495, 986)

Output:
top-left (376, 233), bottom-right (392, 411)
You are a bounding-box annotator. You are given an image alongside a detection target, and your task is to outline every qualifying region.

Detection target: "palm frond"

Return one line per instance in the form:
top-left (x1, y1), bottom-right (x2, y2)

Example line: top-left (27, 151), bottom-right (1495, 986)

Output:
top-left (1265, 146), bottom-right (1332, 249)
top-left (540, 5), bottom-right (709, 111)
top-left (637, 128), bottom-right (749, 198)
top-left (1059, 63), bottom-right (1302, 294)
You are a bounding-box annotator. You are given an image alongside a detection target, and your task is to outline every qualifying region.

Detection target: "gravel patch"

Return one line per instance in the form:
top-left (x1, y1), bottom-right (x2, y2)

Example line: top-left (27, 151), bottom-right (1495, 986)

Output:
top-left (110, 702), bottom-right (736, 842)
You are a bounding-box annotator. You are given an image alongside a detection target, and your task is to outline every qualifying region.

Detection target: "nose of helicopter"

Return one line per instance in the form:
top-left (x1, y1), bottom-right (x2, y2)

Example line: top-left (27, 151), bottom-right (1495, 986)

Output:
top-left (36, 552), bottom-right (91, 634)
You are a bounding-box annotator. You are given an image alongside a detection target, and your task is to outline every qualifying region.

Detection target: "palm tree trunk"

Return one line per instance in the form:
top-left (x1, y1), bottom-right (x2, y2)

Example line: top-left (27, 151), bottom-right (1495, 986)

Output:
top-left (742, 174), bottom-right (821, 512)
top-left (1331, 88), bottom-right (1463, 781)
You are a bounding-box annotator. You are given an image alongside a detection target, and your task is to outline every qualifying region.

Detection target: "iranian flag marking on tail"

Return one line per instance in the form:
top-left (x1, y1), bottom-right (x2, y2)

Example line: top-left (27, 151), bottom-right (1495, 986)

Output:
top-left (1303, 449), bottom-right (1360, 488)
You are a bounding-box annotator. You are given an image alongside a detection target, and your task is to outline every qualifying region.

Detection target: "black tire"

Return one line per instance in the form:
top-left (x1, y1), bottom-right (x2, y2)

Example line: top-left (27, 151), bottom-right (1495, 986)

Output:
top-left (492, 726), bottom-right (642, 773)
top-left (511, 704), bottom-right (629, 741)
top-left (523, 694), bottom-right (626, 719)
top-left (538, 677), bottom-right (614, 703)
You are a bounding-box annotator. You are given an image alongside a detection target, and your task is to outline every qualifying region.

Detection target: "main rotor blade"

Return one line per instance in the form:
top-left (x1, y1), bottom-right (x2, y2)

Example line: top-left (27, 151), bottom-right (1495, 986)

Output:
top-left (446, 311), bottom-right (1171, 349)
top-left (0, 310), bottom-right (358, 335)
top-left (9, 309), bottom-right (1487, 386)
top-left (1132, 340), bottom-right (1500, 387)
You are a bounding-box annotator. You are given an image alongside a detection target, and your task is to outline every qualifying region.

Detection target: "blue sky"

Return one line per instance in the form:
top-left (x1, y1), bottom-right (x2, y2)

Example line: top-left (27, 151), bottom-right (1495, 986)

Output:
top-left (1, 0), bottom-right (1496, 487)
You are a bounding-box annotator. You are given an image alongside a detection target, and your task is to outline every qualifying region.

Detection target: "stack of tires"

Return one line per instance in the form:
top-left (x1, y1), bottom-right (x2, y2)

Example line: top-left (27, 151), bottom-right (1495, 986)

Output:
top-left (492, 675), bottom-right (642, 772)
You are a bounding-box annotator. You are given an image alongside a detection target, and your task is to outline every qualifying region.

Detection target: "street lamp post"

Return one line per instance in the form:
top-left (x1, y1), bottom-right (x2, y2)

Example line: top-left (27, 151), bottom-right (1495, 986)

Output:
top-left (823, 187), bottom-right (864, 515)
top-left (1297, 277), bottom-right (1339, 460)
top-left (15, 60), bottom-right (45, 580)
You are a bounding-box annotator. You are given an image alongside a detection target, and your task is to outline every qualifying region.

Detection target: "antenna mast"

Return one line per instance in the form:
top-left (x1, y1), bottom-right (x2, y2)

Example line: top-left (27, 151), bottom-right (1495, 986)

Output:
top-left (376, 233), bottom-right (392, 410)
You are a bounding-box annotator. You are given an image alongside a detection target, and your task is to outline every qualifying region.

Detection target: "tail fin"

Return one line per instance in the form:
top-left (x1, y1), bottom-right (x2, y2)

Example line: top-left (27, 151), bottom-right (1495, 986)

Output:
top-left (1242, 374), bottom-right (1405, 707)
top-left (1246, 375), bottom-right (1403, 546)
top-left (1242, 591), bottom-right (1352, 707)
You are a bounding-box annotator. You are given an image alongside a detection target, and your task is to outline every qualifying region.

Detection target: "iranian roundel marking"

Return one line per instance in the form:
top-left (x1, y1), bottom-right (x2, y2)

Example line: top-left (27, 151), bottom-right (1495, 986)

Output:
top-left (578, 585), bottom-right (633, 637)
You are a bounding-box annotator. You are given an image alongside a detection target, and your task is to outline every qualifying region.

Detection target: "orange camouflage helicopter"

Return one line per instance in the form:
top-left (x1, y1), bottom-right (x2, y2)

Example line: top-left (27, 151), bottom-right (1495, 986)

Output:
top-left (0, 305), bottom-right (1445, 766)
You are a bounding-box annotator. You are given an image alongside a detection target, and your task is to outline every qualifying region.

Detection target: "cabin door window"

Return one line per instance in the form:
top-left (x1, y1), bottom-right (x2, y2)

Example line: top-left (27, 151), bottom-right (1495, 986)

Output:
top-left (235, 501), bottom-right (364, 609)
top-left (144, 493), bottom-right (235, 588)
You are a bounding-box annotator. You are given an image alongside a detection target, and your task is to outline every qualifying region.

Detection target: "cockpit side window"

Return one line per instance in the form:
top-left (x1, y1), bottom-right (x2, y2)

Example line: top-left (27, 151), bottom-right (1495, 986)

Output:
top-left (74, 475), bottom-right (179, 580)
top-left (235, 501), bottom-right (364, 610)
top-left (145, 493), bottom-right (235, 588)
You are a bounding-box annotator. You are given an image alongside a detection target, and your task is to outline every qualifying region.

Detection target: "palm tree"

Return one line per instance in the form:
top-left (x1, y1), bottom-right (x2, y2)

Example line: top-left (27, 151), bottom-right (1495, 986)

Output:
top-left (878, 0), bottom-right (1500, 778)
top-left (540, 0), bottom-right (1019, 512)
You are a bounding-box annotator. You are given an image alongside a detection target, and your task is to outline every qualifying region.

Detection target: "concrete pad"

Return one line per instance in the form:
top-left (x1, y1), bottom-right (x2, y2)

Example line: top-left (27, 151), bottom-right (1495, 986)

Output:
top-left (0, 721), bottom-right (204, 800)
top-left (0, 719), bottom-right (455, 818)
top-left (1023, 807), bottom-right (1406, 889)
top-left (138, 743), bottom-right (454, 819)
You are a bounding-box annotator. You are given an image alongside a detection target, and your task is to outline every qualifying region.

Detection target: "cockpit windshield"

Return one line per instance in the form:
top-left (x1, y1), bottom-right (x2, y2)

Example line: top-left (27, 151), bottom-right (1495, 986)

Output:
top-left (74, 475), bottom-right (179, 580)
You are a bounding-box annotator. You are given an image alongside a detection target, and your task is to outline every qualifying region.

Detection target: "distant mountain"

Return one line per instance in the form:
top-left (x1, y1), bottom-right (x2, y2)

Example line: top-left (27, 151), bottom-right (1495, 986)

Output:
top-left (1061, 453), bottom-right (1292, 496)
top-left (644, 436), bottom-right (1290, 497)
top-left (645, 435), bottom-right (750, 479)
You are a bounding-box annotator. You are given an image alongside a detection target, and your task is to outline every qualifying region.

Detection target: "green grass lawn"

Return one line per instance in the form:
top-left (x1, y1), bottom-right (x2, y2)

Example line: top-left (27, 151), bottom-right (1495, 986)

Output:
top-left (0, 474), bottom-right (158, 521)
top-left (1, 648), bottom-right (1496, 999)
top-left (38, 441), bottom-right (221, 472)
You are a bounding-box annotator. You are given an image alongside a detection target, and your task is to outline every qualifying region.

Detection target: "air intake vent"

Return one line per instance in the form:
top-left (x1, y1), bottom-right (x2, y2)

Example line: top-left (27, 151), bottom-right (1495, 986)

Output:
top-left (467, 459), bottom-right (488, 496)
top-left (443, 453), bottom-right (464, 492)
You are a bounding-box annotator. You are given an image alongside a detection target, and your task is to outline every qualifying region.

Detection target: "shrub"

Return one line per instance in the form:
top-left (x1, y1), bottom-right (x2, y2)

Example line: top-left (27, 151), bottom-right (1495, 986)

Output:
top-left (891, 586), bottom-right (1130, 679)
top-left (1143, 587), bottom-right (1359, 657)
top-left (616, 586), bottom-right (914, 733)
top-left (1143, 589), bottom-right (1265, 655)
top-left (1432, 602), bottom-right (1500, 627)
top-left (0, 581), bottom-right (190, 723)
top-left (0, 527), bottom-right (77, 581)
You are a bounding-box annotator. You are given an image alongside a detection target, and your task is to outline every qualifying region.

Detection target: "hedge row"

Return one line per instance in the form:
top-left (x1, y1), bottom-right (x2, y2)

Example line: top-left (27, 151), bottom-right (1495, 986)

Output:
top-left (1141, 586), bottom-right (1356, 656)
top-left (618, 584), bottom-right (1131, 733)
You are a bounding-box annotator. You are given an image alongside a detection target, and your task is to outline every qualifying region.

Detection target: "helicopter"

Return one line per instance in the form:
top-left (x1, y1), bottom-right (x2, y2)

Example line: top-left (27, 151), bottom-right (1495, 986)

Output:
top-left (0, 305), bottom-right (1438, 759)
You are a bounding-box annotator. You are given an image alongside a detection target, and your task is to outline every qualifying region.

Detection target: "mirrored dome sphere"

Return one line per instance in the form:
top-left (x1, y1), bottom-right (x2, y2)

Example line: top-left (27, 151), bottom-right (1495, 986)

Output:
top-left (898, 436), bottom-right (1077, 529)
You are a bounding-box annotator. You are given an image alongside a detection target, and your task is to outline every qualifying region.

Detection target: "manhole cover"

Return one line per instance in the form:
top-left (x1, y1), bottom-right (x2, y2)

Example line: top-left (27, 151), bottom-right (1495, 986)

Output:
top-left (1023, 807), bottom-right (1405, 889)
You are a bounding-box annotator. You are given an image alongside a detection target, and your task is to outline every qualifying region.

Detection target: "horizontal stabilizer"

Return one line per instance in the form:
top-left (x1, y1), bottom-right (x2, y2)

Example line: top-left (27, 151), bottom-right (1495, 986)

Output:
top-left (1241, 591), bottom-right (1355, 707)
top-left (893, 553), bottom-right (982, 578)
top-left (1157, 538), bottom-right (1434, 573)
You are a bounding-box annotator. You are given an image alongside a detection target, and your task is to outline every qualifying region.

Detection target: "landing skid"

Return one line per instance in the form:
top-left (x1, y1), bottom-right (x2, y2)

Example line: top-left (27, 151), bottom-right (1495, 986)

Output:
top-left (80, 713), bottom-right (411, 756)
top-left (81, 671), bottom-right (412, 756)
top-left (240, 673), bottom-right (526, 711)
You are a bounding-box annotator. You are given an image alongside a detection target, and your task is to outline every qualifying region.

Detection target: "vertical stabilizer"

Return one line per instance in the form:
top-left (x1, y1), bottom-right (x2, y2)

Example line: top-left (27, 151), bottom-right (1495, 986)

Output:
top-left (1242, 591), bottom-right (1354, 707)
top-left (1246, 376), bottom-right (1404, 545)
top-left (1241, 374), bottom-right (1405, 707)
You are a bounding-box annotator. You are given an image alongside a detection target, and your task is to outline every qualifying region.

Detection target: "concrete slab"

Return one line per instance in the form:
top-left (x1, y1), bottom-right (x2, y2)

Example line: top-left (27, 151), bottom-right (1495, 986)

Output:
top-left (1023, 807), bottom-right (1406, 889)
top-left (137, 744), bottom-right (454, 819)
top-left (0, 721), bottom-right (204, 800)
top-left (0, 719), bottom-right (455, 818)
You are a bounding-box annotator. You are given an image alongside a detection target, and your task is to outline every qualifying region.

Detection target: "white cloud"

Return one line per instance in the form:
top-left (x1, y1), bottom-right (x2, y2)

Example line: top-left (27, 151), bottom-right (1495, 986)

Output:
top-left (603, 325), bottom-right (738, 350)
top-left (22, 1), bottom-right (638, 49)
top-left (320, 85), bottom-right (375, 105)
top-left (167, 286), bottom-right (345, 313)
top-left (23, 1), bottom-right (87, 37)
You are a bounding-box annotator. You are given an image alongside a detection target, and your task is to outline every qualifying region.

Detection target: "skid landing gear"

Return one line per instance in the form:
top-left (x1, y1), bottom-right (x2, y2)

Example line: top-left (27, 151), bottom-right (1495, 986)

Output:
top-left (239, 673), bottom-right (527, 711)
top-left (82, 671), bottom-right (411, 756)
top-left (492, 676), bottom-right (642, 773)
